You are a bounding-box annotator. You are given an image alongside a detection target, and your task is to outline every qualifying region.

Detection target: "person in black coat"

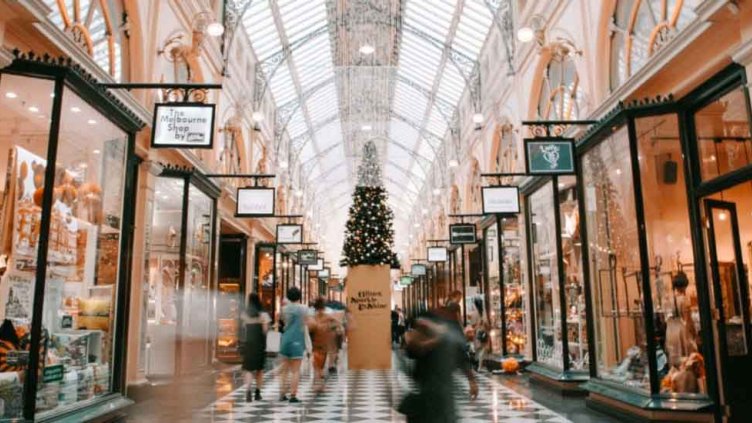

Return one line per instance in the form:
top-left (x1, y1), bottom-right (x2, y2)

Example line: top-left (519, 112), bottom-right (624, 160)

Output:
top-left (241, 293), bottom-right (270, 402)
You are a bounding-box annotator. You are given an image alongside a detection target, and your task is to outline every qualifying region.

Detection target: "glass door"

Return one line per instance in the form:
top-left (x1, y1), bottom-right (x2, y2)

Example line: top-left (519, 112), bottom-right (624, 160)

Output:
top-left (704, 199), bottom-right (752, 421)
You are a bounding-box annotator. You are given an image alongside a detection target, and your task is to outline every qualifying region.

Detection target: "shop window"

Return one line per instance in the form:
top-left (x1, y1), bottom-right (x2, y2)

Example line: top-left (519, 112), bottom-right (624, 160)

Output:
top-left (529, 181), bottom-right (563, 369)
top-left (610, 0), bottom-right (695, 91)
top-left (558, 175), bottom-right (588, 371)
top-left (582, 125), bottom-right (648, 391)
top-left (485, 223), bottom-right (501, 354)
top-left (636, 113), bottom-right (708, 395)
top-left (36, 85), bottom-right (129, 415)
top-left (501, 216), bottom-right (528, 357)
top-left (537, 52), bottom-right (581, 121)
top-left (42, 0), bottom-right (125, 81)
top-left (0, 74), bottom-right (55, 419)
top-left (693, 87), bottom-right (752, 182)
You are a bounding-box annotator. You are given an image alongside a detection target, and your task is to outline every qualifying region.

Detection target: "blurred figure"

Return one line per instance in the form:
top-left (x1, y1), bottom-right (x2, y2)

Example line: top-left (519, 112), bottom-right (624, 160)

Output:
top-left (240, 293), bottom-right (270, 402)
top-left (308, 297), bottom-right (341, 392)
top-left (278, 287), bottom-right (308, 404)
top-left (473, 297), bottom-right (490, 372)
top-left (399, 313), bottom-right (478, 423)
top-left (397, 307), bottom-right (406, 346)
top-left (391, 306), bottom-right (400, 345)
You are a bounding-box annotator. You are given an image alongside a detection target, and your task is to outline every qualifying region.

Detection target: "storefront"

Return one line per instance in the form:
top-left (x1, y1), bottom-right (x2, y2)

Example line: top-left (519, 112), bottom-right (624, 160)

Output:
top-left (520, 175), bottom-right (589, 392)
top-left (140, 168), bottom-right (219, 381)
top-left (215, 234), bottom-right (247, 363)
top-left (483, 214), bottom-right (529, 360)
top-left (0, 56), bottom-right (142, 420)
top-left (576, 65), bottom-right (752, 422)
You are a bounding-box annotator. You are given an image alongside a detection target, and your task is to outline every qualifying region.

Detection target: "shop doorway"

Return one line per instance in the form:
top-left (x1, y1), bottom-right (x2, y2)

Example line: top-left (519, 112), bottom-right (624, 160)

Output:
top-left (703, 198), bottom-right (752, 421)
top-left (216, 234), bottom-right (247, 363)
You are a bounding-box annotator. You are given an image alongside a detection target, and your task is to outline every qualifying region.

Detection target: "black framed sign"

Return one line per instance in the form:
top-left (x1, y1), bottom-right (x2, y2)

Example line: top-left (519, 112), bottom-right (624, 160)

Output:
top-left (318, 267), bottom-right (331, 279)
top-left (298, 249), bottom-right (318, 265)
top-left (411, 264), bottom-right (427, 277)
top-left (309, 258), bottom-right (324, 271)
top-left (427, 247), bottom-right (448, 262)
top-left (151, 102), bottom-right (216, 149)
top-left (482, 186), bottom-right (520, 214)
top-left (399, 276), bottom-right (413, 286)
top-left (276, 224), bottom-right (303, 244)
top-left (524, 138), bottom-right (576, 175)
top-left (449, 224), bottom-right (477, 244)
top-left (236, 187), bottom-right (275, 217)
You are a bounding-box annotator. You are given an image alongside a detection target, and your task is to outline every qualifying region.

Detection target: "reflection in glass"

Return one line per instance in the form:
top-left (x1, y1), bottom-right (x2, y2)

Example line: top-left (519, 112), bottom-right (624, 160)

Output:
top-left (694, 87), bottom-right (752, 181)
top-left (529, 182), bottom-right (562, 369)
top-left (582, 126), bottom-right (649, 391)
top-left (485, 223), bottom-right (502, 354)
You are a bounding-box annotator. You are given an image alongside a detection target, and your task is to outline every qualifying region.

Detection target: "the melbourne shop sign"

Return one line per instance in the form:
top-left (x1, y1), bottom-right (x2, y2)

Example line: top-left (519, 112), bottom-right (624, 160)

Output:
top-left (152, 103), bottom-right (216, 149)
top-left (525, 138), bottom-right (576, 175)
top-left (349, 289), bottom-right (388, 312)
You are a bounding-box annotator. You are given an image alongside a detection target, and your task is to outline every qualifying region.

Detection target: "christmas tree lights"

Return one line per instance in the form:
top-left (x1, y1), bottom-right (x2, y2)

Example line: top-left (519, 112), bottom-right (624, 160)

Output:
top-left (341, 141), bottom-right (400, 267)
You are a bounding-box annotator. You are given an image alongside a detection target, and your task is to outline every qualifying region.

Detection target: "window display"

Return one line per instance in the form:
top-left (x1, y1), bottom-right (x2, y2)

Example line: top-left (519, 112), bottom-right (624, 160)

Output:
top-left (529, 181), bottom-right (562, 369)
top-left (254, 245), bottom-right (275, 320)
top-left (558, 176), bottom-right (588, 371)
top-left (500, 217), bottom-right (527, 357)
top-left (484, 223), bottom-right (501, 354)
top-left (582, 125), bottom-right (648, 391)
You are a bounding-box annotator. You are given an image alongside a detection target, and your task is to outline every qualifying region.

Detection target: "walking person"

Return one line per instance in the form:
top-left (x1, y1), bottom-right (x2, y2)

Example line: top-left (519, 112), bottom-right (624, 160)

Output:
top-left (241, 293), bottom-right (270, 402)
top-left (473, 297), bottom-right (490, 372)
top-left (278, 287), bottom-right (308, 404)
top-left (308, 297), bottom-right (341, 392)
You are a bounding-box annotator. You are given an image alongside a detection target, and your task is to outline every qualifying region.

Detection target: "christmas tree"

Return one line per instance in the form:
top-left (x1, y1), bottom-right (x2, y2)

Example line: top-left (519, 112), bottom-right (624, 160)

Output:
top-left (340, 141), bottom-right (400, 267)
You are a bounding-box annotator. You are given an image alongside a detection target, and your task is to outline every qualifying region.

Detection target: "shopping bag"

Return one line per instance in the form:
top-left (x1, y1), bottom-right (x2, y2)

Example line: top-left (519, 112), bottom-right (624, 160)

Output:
top-left (266, 330), bottom-right (281, 353)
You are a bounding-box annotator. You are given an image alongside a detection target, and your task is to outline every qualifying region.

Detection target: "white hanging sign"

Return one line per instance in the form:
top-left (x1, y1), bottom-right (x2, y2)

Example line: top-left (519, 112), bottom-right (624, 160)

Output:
top-left (427, 247), bottom-right (448, 262)
top-left (236, 187), bottom-right (275, 217)
top-left (482, 186), bottom-right (520, 214)
top-left (276, 224), bottom-right (303, 244)
top-left (151, 103), bottom-right (216, 149)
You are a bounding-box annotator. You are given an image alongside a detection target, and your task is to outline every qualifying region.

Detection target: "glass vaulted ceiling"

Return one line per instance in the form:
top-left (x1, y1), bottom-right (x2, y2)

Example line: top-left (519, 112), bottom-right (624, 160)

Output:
top-left (241, 0), bottom-right (496, 218)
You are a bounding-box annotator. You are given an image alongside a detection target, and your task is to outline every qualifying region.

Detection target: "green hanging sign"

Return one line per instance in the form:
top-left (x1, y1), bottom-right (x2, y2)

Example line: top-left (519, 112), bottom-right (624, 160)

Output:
top-left (525, 138), bottom-right (576, 175)
top-left (399, 276), bottom-right (413, 286)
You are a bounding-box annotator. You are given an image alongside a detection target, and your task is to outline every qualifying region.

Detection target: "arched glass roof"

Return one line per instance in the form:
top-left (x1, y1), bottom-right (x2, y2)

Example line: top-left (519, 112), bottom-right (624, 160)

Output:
top-left (240, 0), bottom-right (498, 228)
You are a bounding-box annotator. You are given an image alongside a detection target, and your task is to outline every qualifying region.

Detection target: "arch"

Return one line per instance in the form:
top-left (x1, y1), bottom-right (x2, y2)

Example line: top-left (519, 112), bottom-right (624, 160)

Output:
top-left (465, 158), bottom-right (482, 213)
top-left (536, 44), bottom-right (583, 121)
top-left (44, 0), bottom-right (126, 80)
top-left (608, 0), bottom-right (695, 91)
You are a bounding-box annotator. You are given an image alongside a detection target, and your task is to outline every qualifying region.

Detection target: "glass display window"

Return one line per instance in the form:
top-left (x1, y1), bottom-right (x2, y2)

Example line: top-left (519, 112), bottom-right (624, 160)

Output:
top-left (501, 216), bottom-right (528, 358)
top-left (528, 181), bottom-right (563, 369)
top-left (484, 223), bottom-right (502, 354)
top-left (558, 176), bottom-right (588, 372)
top-left (0, 62), bottom-right (140, 421)
top-left (581, 125), bottom-right (648, 391)
top-left (141, 175), bottom-right (217, 381)
top-left (254, 245), bottom-right (275, 320)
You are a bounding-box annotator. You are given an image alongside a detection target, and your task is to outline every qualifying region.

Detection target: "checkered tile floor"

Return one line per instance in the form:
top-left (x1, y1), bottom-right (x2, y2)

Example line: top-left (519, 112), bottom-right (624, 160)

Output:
top-left (197, 357), bottom-right (571, 422)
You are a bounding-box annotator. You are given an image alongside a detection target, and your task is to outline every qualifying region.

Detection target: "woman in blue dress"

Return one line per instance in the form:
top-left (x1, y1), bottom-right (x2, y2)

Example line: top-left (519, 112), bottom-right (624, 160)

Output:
top-left (278, 287), bottom-right (308, 403)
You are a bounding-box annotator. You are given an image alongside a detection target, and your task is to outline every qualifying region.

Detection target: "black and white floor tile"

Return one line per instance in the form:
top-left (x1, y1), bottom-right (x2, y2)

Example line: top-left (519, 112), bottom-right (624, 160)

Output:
top-left (197, 359), bottom-right (571, 423)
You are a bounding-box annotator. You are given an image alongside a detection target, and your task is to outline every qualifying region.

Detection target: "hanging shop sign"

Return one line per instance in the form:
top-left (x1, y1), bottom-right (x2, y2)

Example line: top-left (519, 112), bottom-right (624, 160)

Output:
top-left (427, 247), bottom-right (448, 262)
top-left (151, 103), bottom-right (216, 149)
top-left (482, 186), bottom-right (520, 214)
top-left (449, 224), bottom-right (477, 244)
top-left (411, 264), bottom-right (427, 277)
top-left (318, 267), bottom-right (331, 279)
top-left (276, 224), bottom-right (303, 244)
top-left (309, 258), bottom-right (324, 271)
top-left (399, 276), bottom-right (413, 286)
top-left (524, 138), bottom-right (576, 175)
top-left (298, 249), bottom-right (318, 265)
top-left (236, 187), bottom-right (275, 217)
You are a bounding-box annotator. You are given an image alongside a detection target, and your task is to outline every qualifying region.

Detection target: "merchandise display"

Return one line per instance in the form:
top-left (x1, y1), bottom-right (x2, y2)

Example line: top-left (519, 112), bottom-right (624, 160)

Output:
top-left (501, 217), bottom-right (527, 357)
top-left (0, 76), bottom-right (128, 418)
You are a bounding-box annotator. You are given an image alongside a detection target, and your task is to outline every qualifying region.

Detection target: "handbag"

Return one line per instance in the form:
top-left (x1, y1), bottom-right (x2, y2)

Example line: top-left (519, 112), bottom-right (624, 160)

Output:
top-left (266, 330), bottom-right (281, 353)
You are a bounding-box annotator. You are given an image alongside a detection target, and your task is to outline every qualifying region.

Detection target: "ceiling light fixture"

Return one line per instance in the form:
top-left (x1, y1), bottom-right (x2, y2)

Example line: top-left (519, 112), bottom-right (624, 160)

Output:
top-left (472, 113), bottom-right (484, 124)
top-left (448, 159), bottom-right (459, 168)
top-left (517, 27), bottom-right (535, 42)
top-left (28, 106), bottom-right (39, 113)
top-left (294, 189), bottom-right (304, 198)
top-left (252, 111), bottom-right (264, 122)
top-left (87, 119), bottom-right (97, 125)
top-left (278, 160), bottom-right (289, 169)
top-left (5, 92), bottom-right (17, 99)
top-left (206, 22), bottom-right (225, 37)
top-left (71, 107), bottom-right (81, 113)
top-left (433, 188), bottom-right (441, 196)
top-left (361, 124), bottom-right (372, 131)
top-left (359, 44), bottom-right (375, 55)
